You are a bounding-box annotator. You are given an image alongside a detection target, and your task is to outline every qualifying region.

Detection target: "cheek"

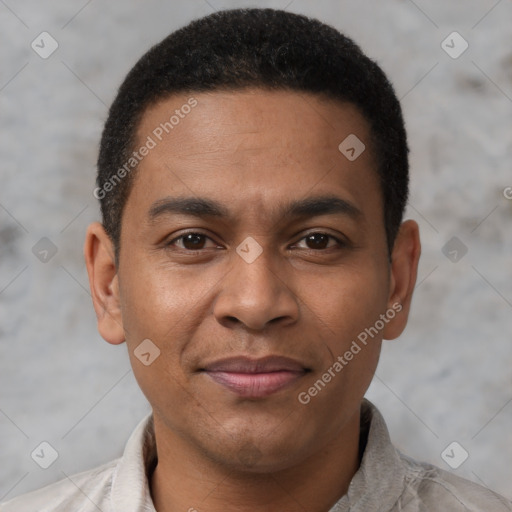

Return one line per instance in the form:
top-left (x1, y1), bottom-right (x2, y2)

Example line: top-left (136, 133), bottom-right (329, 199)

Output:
top-left (309, 260), bottom-right (389, 343)
top-left (117, 258), bottom-right (221, 398)
top-left (298, 260), bottom-right (388, 401)
top-left (119, 272), bottom-right (192, 416)
top-left (119, 257), bottom-right (208, 340)
top-left (318, 261), bottom-right (387, 376)
top-left (295, 263), bottom-right (387, 415)
top-left (117, 263), bottom-right (181, 388)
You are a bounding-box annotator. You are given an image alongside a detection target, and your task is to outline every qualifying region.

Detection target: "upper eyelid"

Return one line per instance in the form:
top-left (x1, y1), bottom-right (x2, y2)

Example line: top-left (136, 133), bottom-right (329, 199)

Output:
top-left (291, 233), bottom-right (345, 249)
top-left (169, 232), bottom-right (218, 247)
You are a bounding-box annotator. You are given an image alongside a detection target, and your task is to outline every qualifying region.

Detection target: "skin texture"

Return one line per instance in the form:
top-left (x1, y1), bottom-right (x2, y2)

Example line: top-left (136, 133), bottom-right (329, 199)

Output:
top-left (84, 89), bottom-right (421, 512)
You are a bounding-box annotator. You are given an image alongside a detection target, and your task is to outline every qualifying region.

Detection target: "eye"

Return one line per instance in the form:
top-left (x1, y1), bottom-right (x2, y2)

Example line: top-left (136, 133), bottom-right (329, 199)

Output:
top-left (167, 232), bottom-right (218, 251)
top-left (292, 232), bottom-right (345, 250)
top-left (166, 231), bottom-right (346, 252)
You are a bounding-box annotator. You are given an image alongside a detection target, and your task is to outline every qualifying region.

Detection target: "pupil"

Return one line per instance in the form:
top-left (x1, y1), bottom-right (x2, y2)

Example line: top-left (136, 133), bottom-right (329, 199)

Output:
top-left (307, 234), bottom-right (328, 249)
top-left (184, 234), bottom-right (204, 249)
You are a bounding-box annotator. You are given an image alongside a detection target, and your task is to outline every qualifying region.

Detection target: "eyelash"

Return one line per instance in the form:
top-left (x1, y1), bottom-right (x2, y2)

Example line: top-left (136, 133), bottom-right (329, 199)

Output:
top-left (166, 231), bottom-right (347, 252)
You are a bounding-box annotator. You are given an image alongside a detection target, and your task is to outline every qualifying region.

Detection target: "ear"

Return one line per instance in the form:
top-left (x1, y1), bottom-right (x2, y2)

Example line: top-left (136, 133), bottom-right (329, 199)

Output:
top-left (84, 222), bottom-right (125, 345)
top-left (382, 220), bottom-right (421, 340)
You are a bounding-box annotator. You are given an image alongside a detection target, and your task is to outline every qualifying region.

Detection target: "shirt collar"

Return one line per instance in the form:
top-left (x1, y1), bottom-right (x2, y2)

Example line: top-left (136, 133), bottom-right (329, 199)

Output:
top-left (330, 399), bottom-right (407, 511)
top-left (111, 412), bottom-right (157, 512)
top-left (111, 399), bottom-right (405, 512)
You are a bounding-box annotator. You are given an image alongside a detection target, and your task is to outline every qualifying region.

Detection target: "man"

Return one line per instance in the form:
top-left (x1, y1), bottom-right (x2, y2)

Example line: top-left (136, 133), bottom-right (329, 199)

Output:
top-left (2, 8), bottom-right (510, 512)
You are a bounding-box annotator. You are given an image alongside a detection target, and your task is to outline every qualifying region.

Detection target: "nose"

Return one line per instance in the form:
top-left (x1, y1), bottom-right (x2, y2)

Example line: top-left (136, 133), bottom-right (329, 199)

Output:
top-left (213, 245), bottom-right (300, 331)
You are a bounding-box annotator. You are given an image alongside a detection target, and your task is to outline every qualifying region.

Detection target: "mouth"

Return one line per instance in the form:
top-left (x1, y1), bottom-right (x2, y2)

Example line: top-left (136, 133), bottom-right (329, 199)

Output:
top-left (200, 356), bottom-right (310, 398)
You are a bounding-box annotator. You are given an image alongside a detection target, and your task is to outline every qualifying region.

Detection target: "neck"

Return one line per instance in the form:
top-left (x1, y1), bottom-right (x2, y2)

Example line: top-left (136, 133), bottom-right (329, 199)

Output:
top-left (150, 409), bottom-right (362, 512)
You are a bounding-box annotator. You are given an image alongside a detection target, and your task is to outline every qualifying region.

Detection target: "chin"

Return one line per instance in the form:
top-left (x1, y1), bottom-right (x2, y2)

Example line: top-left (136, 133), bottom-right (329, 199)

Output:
top-left (203, 433), bottom-right (312, 474)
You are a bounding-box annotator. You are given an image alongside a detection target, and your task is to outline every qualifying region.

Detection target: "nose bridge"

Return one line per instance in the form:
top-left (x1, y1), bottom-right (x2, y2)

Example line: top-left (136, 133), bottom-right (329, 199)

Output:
top-left (213, 238), bottom-right (298, 329)
top-left (235, 243), bottom-right (281, 293)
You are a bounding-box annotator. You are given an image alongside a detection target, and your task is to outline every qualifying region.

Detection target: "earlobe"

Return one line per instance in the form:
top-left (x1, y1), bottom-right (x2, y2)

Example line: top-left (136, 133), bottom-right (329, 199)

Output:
top-left (382, 220), bottom-right (421, 340)
top-left (84, 222), bottom-right (126, 345)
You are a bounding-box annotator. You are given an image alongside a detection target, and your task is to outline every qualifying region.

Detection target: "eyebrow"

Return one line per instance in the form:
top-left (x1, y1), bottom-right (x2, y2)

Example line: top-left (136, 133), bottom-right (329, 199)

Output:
top-left (147, 194), bottom-right (362, 223)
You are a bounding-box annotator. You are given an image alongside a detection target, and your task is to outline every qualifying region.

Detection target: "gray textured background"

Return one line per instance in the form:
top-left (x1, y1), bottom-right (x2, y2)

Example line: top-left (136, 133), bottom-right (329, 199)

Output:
top-left (1, 0), bottom-right (511, 502)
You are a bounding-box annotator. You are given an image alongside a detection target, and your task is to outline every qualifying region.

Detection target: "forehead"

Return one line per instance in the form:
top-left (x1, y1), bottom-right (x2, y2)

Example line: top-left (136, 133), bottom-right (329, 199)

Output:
top-left (137, 88), bottom-right (372, 158)
top-left (128, 88), bottom-right (381, 224)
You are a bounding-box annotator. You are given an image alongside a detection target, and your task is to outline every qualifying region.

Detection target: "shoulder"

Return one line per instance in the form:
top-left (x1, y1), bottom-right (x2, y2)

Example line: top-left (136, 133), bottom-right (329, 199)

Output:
top-left (1, 413), bottom-right (155, 512)
top-left (0, 458), bottom-right (118, 512)
top-left (398, 452), bottom-right (512, 511)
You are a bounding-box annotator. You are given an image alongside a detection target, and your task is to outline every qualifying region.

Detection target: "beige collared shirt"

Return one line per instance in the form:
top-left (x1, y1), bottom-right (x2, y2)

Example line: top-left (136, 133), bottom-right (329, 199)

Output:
top-left (2, 400), bottom-right (510, 511)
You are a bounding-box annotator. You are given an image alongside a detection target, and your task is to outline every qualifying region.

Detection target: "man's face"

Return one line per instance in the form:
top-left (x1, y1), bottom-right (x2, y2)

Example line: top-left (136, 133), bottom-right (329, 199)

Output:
top-left (97, 89), bottom-right (405, 471)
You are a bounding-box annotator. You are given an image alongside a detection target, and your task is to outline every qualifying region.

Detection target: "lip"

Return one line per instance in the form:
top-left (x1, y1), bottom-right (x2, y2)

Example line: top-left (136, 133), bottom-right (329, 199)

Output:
top-left (201, 356), bottom-right (309, 398)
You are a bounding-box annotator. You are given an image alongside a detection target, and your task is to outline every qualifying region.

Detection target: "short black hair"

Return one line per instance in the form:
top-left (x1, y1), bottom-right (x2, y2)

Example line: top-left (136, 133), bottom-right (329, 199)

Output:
top-left (96, 8), bottom-right (409, 263)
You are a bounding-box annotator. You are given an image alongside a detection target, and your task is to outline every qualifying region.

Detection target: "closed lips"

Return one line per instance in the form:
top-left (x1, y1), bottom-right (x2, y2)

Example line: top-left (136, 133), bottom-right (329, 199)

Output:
top-left (200, 356), bottom-right (310, 398)
top-left (201, 355), bottom-right (309, 373)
